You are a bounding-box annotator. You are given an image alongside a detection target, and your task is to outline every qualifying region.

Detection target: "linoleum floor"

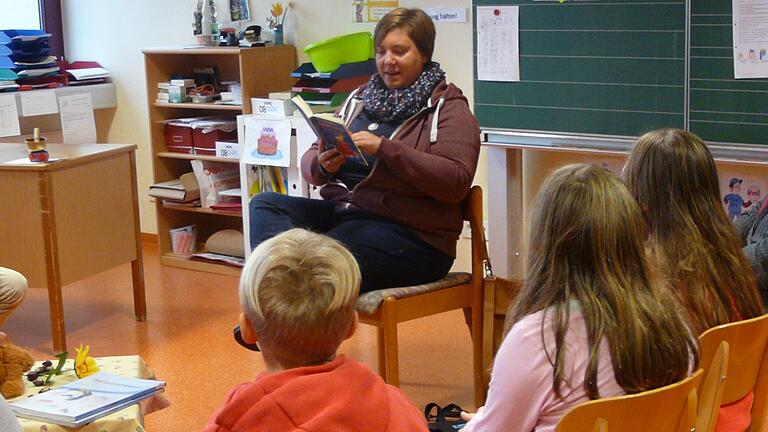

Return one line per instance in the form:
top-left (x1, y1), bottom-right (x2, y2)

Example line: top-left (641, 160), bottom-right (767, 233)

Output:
top-left (4, 243), bottom-right (476, 431)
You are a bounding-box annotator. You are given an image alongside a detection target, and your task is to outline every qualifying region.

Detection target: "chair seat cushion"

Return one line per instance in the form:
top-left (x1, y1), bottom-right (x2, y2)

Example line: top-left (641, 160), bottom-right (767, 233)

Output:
top-left (356, 272), bottom-right (472, 315)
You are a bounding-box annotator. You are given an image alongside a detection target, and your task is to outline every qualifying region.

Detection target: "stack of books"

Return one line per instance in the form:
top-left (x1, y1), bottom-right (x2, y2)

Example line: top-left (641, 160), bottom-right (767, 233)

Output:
top-left (0, 30), bottom-right (64, 91)
top-left (149, 172), bottom-right (201, 207)
top-left (64, 61), bottom-right (110, 86)
top-left (219, 81), bottom-right (242, 105)
top-left (9, 372), bottom-right (166, 428)
top-left (290, 59), bottom-right (376, 107)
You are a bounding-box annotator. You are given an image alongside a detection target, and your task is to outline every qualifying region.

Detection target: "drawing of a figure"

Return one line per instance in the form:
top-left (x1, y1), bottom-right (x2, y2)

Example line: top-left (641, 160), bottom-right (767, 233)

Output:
top-left (724, 177), bottom-right (752, 221)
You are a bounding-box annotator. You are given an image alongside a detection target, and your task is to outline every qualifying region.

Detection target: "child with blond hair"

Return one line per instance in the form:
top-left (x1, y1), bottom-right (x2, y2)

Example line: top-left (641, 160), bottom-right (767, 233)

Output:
top-left (203, 228), bottom-right (427, 432)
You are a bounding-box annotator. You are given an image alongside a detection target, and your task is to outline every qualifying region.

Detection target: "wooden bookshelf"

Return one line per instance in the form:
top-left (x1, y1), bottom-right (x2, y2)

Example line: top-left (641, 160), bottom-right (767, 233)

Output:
top-left (145, 46), bottom-right (296, 274)
top-left (157, 152), bottom-right (239, 164)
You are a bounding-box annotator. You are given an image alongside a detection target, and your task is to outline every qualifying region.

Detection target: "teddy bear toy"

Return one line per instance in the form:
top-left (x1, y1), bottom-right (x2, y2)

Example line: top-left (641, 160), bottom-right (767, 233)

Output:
top-left (0, 332), bottom-right (34, 399)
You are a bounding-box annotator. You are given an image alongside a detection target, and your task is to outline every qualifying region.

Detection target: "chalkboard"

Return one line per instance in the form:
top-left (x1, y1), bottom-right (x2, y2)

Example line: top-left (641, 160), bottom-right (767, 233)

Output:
top-left (474, 0), bottom-right (768, 145)
top-left (689, 0), bottom-right (768, 145)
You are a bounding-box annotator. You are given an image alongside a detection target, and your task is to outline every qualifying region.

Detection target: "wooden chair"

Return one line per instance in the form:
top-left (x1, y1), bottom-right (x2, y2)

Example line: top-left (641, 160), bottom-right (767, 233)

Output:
top-left (355, 186), bottom-right (487, 407)
top-left (698, 313), bottom-right (768, 432)
top-left (697, 341), bottom-right (730, 432)
top-left (480, 275), bottom-right (521, 398)
top-left (555, 369), bottom-right (703, 432)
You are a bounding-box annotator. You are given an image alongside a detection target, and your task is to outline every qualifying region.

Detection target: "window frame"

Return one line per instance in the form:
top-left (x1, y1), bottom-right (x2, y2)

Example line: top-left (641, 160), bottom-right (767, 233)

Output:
top-left (39, 0), bottom-right (64, 59)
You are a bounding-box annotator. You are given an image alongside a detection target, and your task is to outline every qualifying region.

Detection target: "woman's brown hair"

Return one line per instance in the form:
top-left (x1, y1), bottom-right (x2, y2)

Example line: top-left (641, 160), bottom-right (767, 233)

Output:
top-left (624, 128), bottom-right (764, 335)
top-left (507, 164), bottom-right (697, 399)
top-left (374, 8), bottom-right (435, 61)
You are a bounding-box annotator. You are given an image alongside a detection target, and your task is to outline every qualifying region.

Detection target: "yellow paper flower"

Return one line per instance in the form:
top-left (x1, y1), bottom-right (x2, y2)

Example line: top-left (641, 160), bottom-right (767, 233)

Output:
top-left (74, 344), bottom-right (100, 378)
top-left (271, 2), bottom-right (284, 18)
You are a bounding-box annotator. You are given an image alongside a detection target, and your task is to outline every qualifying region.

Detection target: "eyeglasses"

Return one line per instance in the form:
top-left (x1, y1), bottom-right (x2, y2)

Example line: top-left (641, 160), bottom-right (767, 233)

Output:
top-left (233, 324), bottom-right (260, 352)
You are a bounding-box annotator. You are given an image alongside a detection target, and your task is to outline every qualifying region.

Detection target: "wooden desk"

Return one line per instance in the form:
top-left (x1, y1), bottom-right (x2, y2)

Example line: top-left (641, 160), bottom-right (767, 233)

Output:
top-left (0, 144), bottom-right (146, 351)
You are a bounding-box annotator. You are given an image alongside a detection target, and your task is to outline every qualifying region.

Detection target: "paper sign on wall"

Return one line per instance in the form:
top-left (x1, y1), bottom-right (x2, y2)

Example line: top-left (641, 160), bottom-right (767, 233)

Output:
top-left (242, 116), bottom-right (292, 167)
top-left (476, 6), bottom-right (520, 82)
top-left (424, 8), bottom-right (467, 23)
top-left (352, 1), bottom-right (399, 23)
top-left (59, 93), bottom-right (97, 144)
top-left (0, 94), bottom-right (20, 137)
top-left (733, 0), bottom-right (768, 78)
top-left (20, 90), bottom-right (58, 116)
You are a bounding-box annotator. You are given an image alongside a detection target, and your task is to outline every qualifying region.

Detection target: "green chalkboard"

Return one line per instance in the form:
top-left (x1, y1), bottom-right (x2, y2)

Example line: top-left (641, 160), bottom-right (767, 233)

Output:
top-left (473, 0), bottom-right (686, 138)
top-left (473, 0), bottom-right (768, 145)
top-left (689, 0), bottom-right (768, 145)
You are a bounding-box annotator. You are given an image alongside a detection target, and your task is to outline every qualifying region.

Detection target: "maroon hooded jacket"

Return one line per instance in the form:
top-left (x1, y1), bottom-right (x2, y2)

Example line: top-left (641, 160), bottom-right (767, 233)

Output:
top-left (301, 81), bottom-right (481, 257)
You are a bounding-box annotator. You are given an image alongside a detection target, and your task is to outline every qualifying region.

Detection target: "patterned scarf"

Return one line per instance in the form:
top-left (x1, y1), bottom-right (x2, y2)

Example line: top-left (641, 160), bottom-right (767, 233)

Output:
top-left (361, 61), bottom-right (446, 122)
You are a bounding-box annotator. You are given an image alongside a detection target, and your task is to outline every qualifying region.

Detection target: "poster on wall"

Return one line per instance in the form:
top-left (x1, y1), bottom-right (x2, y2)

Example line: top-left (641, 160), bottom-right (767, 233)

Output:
top-left (230, 0), bottom-right (250, 22)
top-left (352, 1), bottom-right (399, 23)
top-left (732, 0), bottom-right (768, 78)
top-left (720, 173), bottom-right (767, 221)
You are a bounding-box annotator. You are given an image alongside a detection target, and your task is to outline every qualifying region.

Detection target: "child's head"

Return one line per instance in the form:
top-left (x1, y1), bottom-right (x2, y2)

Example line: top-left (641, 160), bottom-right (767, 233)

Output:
top-left (624, 128), bottom-right (721, 232)
top-left (524, 163), bottom-right (649, 302)
top-left (238, 229), bottom-right (361, 368)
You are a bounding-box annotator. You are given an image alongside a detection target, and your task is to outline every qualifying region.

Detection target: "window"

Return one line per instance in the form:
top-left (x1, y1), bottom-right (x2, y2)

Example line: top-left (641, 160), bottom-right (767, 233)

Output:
top-left (0, 0), bottom-right (64, 58)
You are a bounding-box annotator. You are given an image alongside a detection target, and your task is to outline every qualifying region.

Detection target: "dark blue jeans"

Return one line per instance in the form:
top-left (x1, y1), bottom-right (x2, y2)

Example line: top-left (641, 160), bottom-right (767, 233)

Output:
top-left (249, 192), bottom-right (454, 293)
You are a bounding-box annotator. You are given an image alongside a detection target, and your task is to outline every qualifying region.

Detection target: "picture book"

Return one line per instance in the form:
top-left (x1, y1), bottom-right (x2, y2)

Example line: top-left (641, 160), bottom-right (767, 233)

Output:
top-left (291, 95), bottom-right (368, 166)
top-left (9, 372), bottom-right (166, 427)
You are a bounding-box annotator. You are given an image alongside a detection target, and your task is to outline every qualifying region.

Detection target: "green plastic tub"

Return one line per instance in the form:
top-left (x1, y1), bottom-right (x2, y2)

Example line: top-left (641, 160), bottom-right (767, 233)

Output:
top-left (304, 32), bottom-right (373, 73)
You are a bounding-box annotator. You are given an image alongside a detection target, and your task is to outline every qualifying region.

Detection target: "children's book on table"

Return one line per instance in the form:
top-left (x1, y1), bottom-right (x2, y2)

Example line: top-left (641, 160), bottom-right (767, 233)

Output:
top-left (9, 372), bottom-right (166, 427)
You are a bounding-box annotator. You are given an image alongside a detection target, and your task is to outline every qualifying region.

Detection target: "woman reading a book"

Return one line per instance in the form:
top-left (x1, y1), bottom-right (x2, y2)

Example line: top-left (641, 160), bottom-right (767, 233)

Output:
top-left (249, 7), bottom-right (480, 293)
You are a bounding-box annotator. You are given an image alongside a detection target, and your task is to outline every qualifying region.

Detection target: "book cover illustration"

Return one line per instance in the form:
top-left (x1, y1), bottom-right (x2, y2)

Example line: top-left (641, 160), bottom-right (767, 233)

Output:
top-left (291, 95), bottom-right (368, 166)
top-left (10, 372), bottom-right (165, 427)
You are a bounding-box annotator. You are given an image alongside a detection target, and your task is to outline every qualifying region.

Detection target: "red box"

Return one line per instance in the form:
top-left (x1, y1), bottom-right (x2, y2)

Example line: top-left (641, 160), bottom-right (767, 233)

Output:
top-left (164, 123), bottom-right (193, 150)
top-left (192, 128), bottom-right (237, 150)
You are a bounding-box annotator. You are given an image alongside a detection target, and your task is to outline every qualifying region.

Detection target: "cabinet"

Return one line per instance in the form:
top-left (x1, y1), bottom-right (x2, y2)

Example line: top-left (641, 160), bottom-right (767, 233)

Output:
top-left (143, 46), bottom-right (296, 275)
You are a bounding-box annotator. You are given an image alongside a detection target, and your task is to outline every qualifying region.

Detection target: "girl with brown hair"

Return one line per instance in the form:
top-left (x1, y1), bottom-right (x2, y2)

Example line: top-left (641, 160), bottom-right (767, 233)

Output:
top-left (624, 128), bottom-right (763, 335)
top-left (461, 164), bottom-right (697, 432)
top-left (624, 128), bottom-right (764, 432)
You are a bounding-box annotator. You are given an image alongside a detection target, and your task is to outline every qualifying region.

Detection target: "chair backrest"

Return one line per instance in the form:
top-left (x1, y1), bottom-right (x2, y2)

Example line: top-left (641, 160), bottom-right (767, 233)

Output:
top-left (696, 341), bottom-right (730, 432)
top-left (698, 313), bottom-right (768, 431)
top-left (555, 369), bottom-right (703, 432)
top-left (462, 185), bottom-right (488, 281)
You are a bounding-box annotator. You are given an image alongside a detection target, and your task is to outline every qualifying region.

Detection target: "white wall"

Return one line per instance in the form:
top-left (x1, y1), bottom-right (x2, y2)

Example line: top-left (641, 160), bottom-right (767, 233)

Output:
top-left (62, 0), bottom-right (483, 234)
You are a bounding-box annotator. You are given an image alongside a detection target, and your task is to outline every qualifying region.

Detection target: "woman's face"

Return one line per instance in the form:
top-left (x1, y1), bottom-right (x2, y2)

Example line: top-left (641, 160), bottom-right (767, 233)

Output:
top-left (375, 27), bottom-right (427, 89)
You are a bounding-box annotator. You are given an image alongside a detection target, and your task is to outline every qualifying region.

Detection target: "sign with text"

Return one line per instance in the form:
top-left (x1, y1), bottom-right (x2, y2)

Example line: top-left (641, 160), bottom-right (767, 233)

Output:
top-left (424, 8), bottom-right (467, 23)
top-left (250, 98), bottom-right (287, 120)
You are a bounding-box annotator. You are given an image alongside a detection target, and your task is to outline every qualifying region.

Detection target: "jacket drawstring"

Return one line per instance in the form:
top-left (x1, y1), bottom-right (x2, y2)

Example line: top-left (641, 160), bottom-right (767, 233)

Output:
top-left (430, 97), bottom-right (444, 143)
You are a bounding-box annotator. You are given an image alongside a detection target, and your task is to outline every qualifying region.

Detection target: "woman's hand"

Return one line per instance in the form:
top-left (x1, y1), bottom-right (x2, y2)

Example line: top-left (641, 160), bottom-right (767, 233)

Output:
top-left (318, 148), bottom-right (346, 174)
top-left (351, 131), bottom-right (383, 156)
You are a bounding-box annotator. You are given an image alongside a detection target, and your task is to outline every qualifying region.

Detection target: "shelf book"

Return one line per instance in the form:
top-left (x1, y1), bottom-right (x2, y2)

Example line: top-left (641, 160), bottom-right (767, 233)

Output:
top-left (9, 372), bottom-right (166, 428)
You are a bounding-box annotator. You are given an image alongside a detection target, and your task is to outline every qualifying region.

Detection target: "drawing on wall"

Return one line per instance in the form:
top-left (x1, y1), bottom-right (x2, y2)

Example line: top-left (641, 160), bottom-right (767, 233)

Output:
top-left (720, 173), bottom-right (767, 220)
top-left (230, 0), bottom-right (251, 21)
top-left (352, 1), bottom-right (399, 23)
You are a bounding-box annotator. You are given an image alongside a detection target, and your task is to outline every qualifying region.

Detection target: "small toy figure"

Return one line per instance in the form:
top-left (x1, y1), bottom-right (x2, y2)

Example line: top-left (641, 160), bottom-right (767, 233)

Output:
top-left (25, 128), bottom-right (49, 162)
top-left (724, 177), bottom-right (752, 221)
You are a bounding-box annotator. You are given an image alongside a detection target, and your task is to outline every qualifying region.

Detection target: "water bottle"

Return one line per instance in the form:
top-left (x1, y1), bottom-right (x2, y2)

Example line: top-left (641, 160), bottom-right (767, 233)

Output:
top-left (200, 0), bottom-right (220, 46)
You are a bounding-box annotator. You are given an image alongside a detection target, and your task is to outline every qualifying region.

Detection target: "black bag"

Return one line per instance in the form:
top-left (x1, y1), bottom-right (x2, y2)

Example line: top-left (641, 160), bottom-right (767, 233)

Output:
top-left (425, 403), bottom-right (467, 432)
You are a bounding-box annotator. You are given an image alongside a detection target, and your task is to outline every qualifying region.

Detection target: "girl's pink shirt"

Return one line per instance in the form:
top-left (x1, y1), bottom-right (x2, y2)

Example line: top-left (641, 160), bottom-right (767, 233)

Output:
top-left (462, 306), bottom-right (625, 432)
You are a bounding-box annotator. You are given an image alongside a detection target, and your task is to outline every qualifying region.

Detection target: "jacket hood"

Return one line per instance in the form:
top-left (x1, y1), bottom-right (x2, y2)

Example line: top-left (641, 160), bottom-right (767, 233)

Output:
top-left (208, 356), bottom-right (427, 432)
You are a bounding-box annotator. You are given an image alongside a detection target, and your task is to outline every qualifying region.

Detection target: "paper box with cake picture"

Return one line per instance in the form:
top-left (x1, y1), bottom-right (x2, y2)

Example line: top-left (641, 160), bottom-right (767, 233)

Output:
top-left (241, 116), bottom-right (292, 167)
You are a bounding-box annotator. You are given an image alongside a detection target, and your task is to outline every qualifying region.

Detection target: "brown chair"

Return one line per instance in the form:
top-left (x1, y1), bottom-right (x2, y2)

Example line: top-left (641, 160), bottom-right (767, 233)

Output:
top-left (355, 185), bottom-right (487, 407)
top-left (697, 341), bottom-right (730, 432)
top-left (698, 313), bottom-right (768, 432)
top-left (481, 275), bottom-right (521, 398)
top-left (555, 369), bottom-right (703, 432)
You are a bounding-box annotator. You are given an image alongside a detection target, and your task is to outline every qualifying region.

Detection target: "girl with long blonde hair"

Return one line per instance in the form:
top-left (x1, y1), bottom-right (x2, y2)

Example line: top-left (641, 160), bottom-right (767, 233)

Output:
top-left (461, 164), bottom-right (696, 432)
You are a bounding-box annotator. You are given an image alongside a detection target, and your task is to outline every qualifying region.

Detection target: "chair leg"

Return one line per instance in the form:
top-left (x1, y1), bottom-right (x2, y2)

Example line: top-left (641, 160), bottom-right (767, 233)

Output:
top-left (377, 327), bottom-right (386, 378)
top-left (381, 297), bottom-right (400, 387)
top-left (471, 301), bottom-right (485, 408)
